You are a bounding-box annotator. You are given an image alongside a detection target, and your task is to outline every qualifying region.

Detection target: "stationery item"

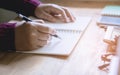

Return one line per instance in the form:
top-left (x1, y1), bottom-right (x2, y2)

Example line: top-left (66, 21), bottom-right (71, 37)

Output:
top-left (17, 16), bottom-right (91, 56)
top-left (97, 16), bottom-right (120, 26)
top-left (18, 13), bottom-right (32, 22)
top-left (18, 13), bottom-right (61, 39)
top-left (101, 5), bottom-right (120, 17)
top-left (97, 5), bottom-right (120, 27)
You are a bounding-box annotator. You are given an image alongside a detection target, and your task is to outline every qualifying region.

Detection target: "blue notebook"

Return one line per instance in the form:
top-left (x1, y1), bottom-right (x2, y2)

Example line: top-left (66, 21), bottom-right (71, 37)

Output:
top-left (101, 5), bottom-right (120, 17)
top-left (97, 16), bottom-right (120, 26)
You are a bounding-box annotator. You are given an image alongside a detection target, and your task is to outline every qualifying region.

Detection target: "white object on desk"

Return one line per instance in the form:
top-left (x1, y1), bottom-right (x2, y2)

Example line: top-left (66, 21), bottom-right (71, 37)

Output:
top-left (103, 26), bottom-right (120, 42)
top-left (108, 56), bottom-right (119, 75)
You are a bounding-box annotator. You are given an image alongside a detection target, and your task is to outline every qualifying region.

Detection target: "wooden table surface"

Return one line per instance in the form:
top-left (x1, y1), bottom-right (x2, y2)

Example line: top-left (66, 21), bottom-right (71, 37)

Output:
top-left (0, 1), bottom-right (120, 75)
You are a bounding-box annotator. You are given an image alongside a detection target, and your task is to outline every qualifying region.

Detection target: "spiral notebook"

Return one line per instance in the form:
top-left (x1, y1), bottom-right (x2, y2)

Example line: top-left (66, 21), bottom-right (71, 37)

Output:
top-left (97, 5), bottom-right (120, 26)
top-left (101, 5), bottom-right (120, 17)
top-left (17, 17), bottom-right (91, 56)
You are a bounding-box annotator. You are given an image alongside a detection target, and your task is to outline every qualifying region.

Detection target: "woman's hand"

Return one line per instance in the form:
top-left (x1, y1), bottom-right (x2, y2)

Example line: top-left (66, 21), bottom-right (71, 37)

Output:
top-left (35, 4), bottom-right (75, 23)
top-left (10, 20), bottom-right (55, 51)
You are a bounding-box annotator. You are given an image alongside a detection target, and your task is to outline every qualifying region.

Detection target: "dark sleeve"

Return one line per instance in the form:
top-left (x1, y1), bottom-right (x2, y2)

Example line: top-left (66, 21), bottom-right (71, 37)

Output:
top-left (0, 23), bottom-right (16, 52)
top-left (0, 0), bottom-right (41, 16)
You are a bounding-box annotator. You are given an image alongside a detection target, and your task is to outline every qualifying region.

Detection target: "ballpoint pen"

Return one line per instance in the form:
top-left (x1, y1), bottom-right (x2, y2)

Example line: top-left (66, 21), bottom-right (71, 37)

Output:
top-left (18, 13), bottom-right (61, 39)
top-left (18, 13), bottom-right (32, 22)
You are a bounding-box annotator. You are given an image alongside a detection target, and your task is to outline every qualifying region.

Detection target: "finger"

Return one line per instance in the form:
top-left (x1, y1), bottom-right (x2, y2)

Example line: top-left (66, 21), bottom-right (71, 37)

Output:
top-left (54, 9), bottom-right (69, 23)
top-left (37, 33), bottom-right (52, 47)
top-left (37, 40), bottom-right (48, 47)
top-left (37, 32), bottom-right (51, 40)
top-left (36, 25), bottom-right (55, 34)
top-left (38, 11), bottom-right (58, 22)
top-left (33, 23), bottom-right (54, 41)
top-left (32, 19), bottom-right (45, 23)
top-left (28, 22), bottom-right (55, 34)
top-left (36, 24), bottom-right (56, 34)
top-left (62, 7), bottom-right (76, 22)
top-left (28, 30), bottom-right (49, 47)
top-left (47, 5), bottom-right (69, 23)
top-left (28, 29), bottom-right (50, 47)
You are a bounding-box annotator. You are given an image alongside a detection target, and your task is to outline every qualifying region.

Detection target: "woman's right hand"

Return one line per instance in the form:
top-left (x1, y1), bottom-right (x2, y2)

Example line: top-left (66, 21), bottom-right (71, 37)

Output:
top-left (10, 20), bottom-right (55, 51)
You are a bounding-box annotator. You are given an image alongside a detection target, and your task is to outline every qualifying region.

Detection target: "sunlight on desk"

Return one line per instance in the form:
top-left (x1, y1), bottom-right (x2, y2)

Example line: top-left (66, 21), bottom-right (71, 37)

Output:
top-left (0, 1), bottom-right (120, 75)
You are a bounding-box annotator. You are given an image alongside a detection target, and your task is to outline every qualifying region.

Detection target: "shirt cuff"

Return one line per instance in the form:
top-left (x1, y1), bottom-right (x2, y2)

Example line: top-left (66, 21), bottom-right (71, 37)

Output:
top-left (24, 0), bottom-right (41, 7)
top-left (24, 0), bottom-right (41, 6)
top-left (0, 23), bottom-right (16, 52)
top-left (23, 0), bottom-right (41, 16)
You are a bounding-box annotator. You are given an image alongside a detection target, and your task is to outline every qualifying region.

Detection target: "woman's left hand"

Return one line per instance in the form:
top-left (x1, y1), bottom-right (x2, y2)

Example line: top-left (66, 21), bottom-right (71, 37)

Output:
top-left (34, 4), bottom-right (75, 23)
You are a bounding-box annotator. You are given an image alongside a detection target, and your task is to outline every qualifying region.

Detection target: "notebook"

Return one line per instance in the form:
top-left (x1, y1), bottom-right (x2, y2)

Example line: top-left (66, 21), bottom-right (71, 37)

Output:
top-left (97, 16), bottom-right (120, 26)
top-left (17, 16), bottom-right (92, 56)
top-left (101, 5), bottom-right (120, 17)
top-left (97, 5), bottom-right (120, 26)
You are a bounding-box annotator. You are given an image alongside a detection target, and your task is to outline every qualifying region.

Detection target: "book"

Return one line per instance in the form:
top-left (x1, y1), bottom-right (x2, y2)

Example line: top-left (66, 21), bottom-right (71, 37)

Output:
top-left (97, 5), bottom-right (120, 27)
top-left (97, 16), bottom-right (120, 26)
top-left (17, 16), bottom-right (91, 56)
top-left (101, 5), bottom-right (120, 17)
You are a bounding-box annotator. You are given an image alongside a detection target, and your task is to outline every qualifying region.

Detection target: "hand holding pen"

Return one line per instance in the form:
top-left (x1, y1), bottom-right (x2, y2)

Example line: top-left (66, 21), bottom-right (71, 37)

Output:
top-left (18, 13), bottom-right (61, 39)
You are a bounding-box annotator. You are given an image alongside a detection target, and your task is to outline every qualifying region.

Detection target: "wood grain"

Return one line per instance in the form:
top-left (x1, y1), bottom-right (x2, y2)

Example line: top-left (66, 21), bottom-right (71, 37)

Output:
top-left (0, 1), bottom-right (120, 75)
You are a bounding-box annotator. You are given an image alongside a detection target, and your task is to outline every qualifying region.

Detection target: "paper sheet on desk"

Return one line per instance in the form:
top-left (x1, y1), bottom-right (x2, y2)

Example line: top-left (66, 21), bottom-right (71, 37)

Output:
top-left (17, 16), bottom-right (92, 56)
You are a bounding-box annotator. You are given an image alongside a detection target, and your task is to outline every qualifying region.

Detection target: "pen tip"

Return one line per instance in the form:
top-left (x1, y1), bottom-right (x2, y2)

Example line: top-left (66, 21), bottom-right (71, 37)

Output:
top-left (53, 34), bottom-right (62, 39)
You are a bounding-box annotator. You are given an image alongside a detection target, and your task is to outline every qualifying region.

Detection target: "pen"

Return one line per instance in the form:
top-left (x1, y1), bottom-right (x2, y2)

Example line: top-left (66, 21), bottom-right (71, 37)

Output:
top-left (18, 13), bottom-right (32, 22)
top-left (18, 13), bottom-right (61, 39)
top-left (51, 34), bottom-right (61, 39)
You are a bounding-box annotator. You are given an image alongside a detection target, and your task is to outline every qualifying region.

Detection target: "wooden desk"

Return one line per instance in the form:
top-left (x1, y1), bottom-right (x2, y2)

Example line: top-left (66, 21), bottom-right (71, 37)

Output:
top-left (0, 2), bottom-right (120, 75)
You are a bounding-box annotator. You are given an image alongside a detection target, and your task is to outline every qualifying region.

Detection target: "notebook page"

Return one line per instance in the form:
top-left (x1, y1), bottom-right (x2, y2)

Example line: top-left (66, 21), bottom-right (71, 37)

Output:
top-left (23, 31), bottom-right (81, 56)
top-left (17, 17), bottom-right (91, 56)
top-left (43, 17), bottom-right (90, 31)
